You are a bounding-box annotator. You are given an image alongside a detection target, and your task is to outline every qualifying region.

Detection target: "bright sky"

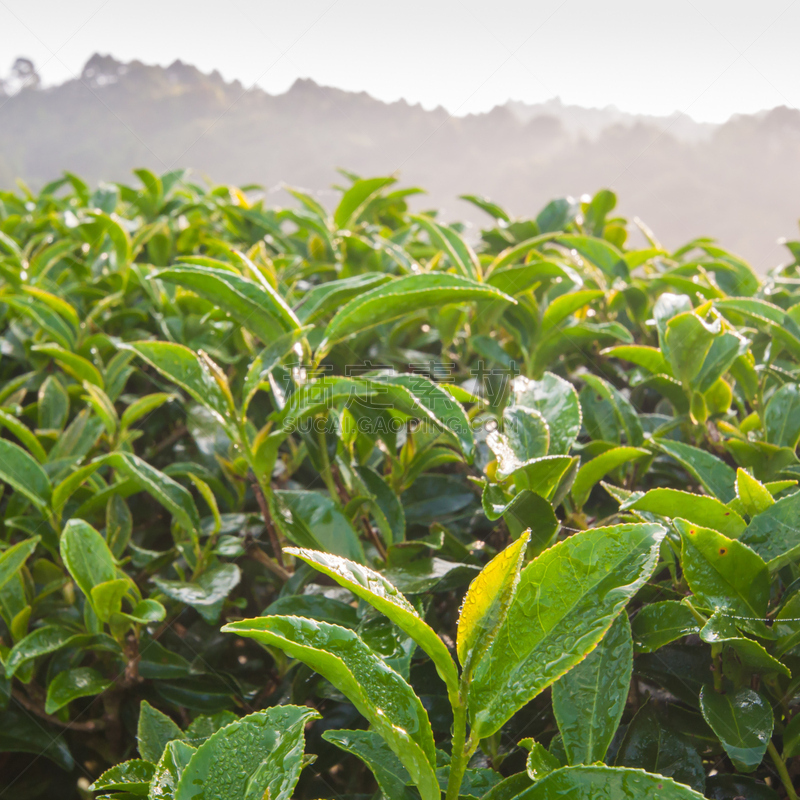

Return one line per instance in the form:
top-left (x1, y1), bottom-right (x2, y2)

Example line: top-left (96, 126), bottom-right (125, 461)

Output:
top-left (0, 0), bottom-right (798, 122)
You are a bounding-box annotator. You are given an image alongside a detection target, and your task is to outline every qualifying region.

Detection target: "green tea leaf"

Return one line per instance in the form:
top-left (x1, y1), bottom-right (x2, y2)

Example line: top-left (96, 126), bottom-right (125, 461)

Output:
top-left (468, 523), bottom-right (665, 738)
top-left (322, 273), bottom-right (514, 346)
top-left (511, 765), bottom-right (706, 799)
top-left (580, 374), bottom-right (644, 446)
top-left (742, 487), bottom-right (800, 569)
top-left (153, 562), bottom-right (240, 624)
top-left (699, 687), bottom-right (773, 772)
top-left (286, 546), bottom-right (460, 703)
top-left (323, 729), bottom-right (416, 800)
top-left (512, 372), bottom-right (581, 455)
top-left (602, 345), bottom-right (671, 375)
top-left (735, 468), bottom-right (774, 517)
top-left (0, 438), bottom-right (51, 508)
top-left (60, 518), bottom-right (117, 602)
top-left (628, 488), bottom-right (746, 539)
top-left (571, 447), bottom-right (649, 510)
top-left (656, 439), bottom-right (736, 502)
top-left (553, 613), bottom-right (632, 765)
top-left (0, 536), bottom-right (39, 592)
top-left (137, 700), bottom-right (185, 764)
top-left (45, 667), bottom-right (112, 714)
top-left (677, 519), bottom-right (769, 619)
top-left (32, 343), bottom-right (104, 387)
top-left (457, 532), bottom-right (530, 675)
top-left (118, 340), bottom-right (234, 429)
top-left (631, 601), bottom-right (700, 653)
top-left (614, 703), bottom-right (705, 792)
top-left (157, 263), bottom-right (301, 343)
top-left (221, 617), bottom-right (439, 800)
top-left (150, 739), bottom-right (196, 800)
top-left (411, 214), bottom-right (481, 279)
top-left (274, 490), bottom-right (365, 564)
top-left (89, 759), bottom-right (155, 795)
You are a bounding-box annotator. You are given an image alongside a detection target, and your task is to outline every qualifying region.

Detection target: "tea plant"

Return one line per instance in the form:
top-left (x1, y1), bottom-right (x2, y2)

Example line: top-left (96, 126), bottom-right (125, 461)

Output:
top-left (0, 170), bottom-right (799, 798)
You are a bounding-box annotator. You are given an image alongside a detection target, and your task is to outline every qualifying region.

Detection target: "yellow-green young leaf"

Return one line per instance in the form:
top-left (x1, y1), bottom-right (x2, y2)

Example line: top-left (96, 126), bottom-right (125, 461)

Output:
top-left (31, 343), bottom-right (104, 388)
top-left (0, 536), bottom-right (40, 592)
top-left (120, 392), bottom-right (175, 431)
top-left (82, 381), bottom-right (118, 436)
top-left (188, 473), bottom-right (221, 535)
top-left (571, 447), bottom-right (649, 510)
top-left (60, 519), bottom-right (117, 602)
top-left (628, 488), bottom-right (746, 539)
top-left (0, 438), bottom-right (51, 508)
top-left (222, 617), bottom-right (439, 800)
top-left (411, 213), bottom-right (481, 279)
top-left (20, 285), bottom-right (80, 329)
top-left (90, 578), bottom-right (129, 621)
top-left (4, 296), bottom-right (76, 350)
top-left (468, 523), bottom-right (665, 739)
top-left (285, 547), bottom-right (459, 704)
top-left (117, 340), bottom-right (234, 429)
top-left (149, 740), bottom-right (196, 800)
top-left (321, 273), bottom-right (514, 347)
top-left (336, 176), bottom-right (396, 229)
top-left (45, 667), bottom-right (112, 714)
top-left (511, 765), bottom-right (706, 799)
top-left (541, 290), bottom-right (604, 332)
top-left (0, 408), bottom-right (47, 462)
top-left (601, 345), bottom-right (671, 376)
top-left (735, 468), bottom-right (774, 517)
top-left (457, 531), bottom-right (530, 673)
top-left (742, 489), bottom-right (800, 570)
top-left (664, 310), bottom-right (719, 387)
top-left (50, 461), bottom-right (105, 518)
top-left (156, 264), bottom-right (301, 344)
top-left (518, 739), bottom-right (561, 781)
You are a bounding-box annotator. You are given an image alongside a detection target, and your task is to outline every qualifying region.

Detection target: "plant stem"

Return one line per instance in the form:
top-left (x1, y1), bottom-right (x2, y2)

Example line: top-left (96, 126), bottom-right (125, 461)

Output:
top-left (446, 703), bottom-right (476, 800)
top-left (768, 740), bottom-right (799, 800)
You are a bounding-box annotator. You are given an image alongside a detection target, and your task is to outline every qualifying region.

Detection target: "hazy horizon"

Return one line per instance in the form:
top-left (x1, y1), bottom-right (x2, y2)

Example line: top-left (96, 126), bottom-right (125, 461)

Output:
top-left (1, 0), bottom-right (798, 123)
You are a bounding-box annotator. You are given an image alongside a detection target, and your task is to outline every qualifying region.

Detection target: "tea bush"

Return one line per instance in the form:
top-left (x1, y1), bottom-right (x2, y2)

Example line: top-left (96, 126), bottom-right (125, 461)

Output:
top-left (0, 170), bottom-right (799, 799)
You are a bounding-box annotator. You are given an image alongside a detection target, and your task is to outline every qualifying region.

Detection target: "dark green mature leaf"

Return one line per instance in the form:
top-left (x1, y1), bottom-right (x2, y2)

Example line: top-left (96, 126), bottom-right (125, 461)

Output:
top-left (705, 774), bottom-right (780, 800)
top-left (274, 490), bottom-right (365, 564)
top-left (552, 613), bottom-right (632, 766)
top-left (677, 519), bottom-right (769, 619)
top-left (0, 704), bottom-right (74, 771)
top-left (742, 488), bottom-right (800, 570)
top-left (468, 523), bottom-right (665, 738)
top-left (45, 667), bottom-right (112, 714)
top-left (614, 704), bottom-right (705, 793)
top-left (628, 488), bottom-right (746, 539)
top-left (656, 439), bottom-right (736, 502)
top-left (512, 765), bottom-right (705, 799)
top-left (153, 562), bottom-right (241, 624)
top-left (580, 374), bottom-right (644, 446)
top-left (734, 468), bottom-right (773, 517)
top-left (286, 547), bottom-right (460, 703)
top-left (156, 264), bottom-right (301, 344)
top-left (631, 601), bottom-right (700, 653)
top-left (764, 382), bottom-right (800, 447)
top-left (323, 729), bottom-right (416, 800)
top-left (322, 273), bottom-right (514, 346)
top-left (699, 687), bottom-right (773, 772)
top-left (0, 438), bottom-right (51, 508)
top-left (222, 617), bottom-right (439, 800)
top-left (137, 700), bottom-right (185, 764)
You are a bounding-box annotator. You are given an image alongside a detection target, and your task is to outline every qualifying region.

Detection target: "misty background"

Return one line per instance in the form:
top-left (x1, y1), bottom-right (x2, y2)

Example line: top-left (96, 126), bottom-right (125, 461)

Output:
top-left (1, 0), bottom-right (799, 270)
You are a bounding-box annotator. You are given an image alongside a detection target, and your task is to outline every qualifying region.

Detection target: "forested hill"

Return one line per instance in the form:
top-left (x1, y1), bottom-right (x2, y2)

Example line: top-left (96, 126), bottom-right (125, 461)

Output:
top-left (1, 53), bottom-right (799, 270)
